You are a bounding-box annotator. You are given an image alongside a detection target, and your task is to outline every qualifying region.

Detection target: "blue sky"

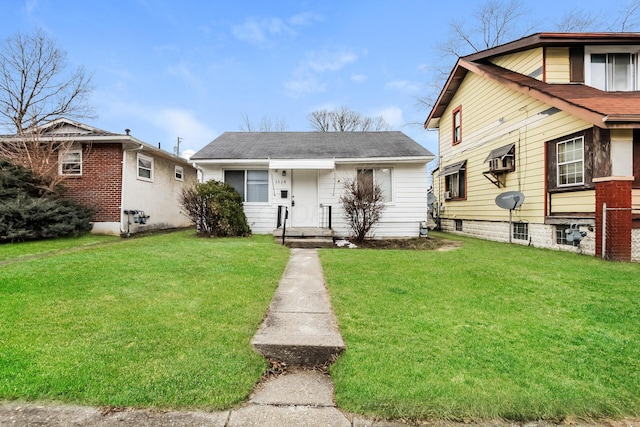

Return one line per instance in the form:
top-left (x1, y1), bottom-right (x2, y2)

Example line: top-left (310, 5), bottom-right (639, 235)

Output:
top-left (0, 0), bottom-right (611, 159)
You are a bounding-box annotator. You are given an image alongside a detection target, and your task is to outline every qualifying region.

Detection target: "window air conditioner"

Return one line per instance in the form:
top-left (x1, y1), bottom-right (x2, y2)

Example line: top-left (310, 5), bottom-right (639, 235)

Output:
top-left (490, 157), bottom-right (513, 172)
top-left (443, 191), bottom-right (452, 200)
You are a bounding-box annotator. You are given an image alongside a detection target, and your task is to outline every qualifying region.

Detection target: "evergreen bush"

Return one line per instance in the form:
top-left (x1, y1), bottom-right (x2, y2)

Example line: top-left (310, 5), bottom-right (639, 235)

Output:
top-left (180, 180), bottom-right (251, 237)
top-left (0, 161), bottom-right (94, 243)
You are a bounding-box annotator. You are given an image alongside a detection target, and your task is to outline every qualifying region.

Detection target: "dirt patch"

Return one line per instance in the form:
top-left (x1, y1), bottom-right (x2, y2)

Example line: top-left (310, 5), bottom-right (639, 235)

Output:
top-left (335, 235), bottom-right (461, 251)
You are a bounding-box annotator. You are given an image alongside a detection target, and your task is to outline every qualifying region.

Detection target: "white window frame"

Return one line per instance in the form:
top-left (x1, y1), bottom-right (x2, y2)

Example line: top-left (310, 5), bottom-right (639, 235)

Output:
top-left (223, 169), bottom-right (269, 203)
top-left (557, 136), bottom-right (584, 187)
top-left (174, 165), bottom-right (184, 181)
top-left (59, 149), bottom-right (82, 176)
top-left (585, 46), bottom-right (640, 91)
top-left (137, 153), bottom-right (154, 182)
top-left (357, 167), bottom-right (393, 202)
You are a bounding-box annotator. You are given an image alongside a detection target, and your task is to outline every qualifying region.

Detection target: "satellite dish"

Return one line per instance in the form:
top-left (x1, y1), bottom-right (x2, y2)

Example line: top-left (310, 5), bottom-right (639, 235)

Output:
top-left (495, 191), bottom-right (525, 210)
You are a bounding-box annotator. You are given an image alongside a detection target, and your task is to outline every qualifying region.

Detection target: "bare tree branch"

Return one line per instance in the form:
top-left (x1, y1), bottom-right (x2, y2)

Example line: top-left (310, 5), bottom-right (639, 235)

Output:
top-left (239, 112), bottom-right (287, 131)
top-left (0, 28), bottom-right (94, 133)
top-left (307, 106), bottom-right (390, 132)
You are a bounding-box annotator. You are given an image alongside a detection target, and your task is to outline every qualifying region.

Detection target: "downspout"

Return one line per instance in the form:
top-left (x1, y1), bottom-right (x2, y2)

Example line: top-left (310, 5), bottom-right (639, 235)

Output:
top-left (120, 142), bottom-right (145, 235)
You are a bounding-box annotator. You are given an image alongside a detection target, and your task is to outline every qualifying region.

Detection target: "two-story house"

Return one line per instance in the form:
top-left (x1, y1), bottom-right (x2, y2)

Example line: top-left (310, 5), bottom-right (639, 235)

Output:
top-left (425, 33), bottom-right (640, 262)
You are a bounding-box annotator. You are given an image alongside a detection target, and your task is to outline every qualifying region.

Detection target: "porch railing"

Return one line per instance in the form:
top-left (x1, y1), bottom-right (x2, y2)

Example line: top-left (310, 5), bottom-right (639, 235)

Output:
top-left (276, 205), bottom-right (333, 230)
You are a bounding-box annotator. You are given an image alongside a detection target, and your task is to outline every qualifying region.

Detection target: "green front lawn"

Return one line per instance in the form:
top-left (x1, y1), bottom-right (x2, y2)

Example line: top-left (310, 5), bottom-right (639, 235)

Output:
top-left (321, 233), bottom-right (640, 421)
top-left (0, 230), bottom-right (290, 409)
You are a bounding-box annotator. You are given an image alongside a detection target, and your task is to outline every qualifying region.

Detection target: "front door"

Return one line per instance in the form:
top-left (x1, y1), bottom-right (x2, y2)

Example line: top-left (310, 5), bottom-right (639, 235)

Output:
top-left (291, 169), bottom-right (318, 227)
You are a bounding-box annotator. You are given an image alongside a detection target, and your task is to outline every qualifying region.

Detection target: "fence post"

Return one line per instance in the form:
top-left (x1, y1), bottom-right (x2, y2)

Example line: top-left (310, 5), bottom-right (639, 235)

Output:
top-left (602, 202), bottom-right (606, 259)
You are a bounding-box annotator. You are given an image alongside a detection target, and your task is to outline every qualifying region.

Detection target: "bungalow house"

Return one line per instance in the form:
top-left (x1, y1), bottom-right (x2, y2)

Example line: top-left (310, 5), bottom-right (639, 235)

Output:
top-left (190, 132), bottom-right (435, 238)
top-left (424, 32), bottom-right (640, 262)
top-left (2, 118), bottom-right (197, 235)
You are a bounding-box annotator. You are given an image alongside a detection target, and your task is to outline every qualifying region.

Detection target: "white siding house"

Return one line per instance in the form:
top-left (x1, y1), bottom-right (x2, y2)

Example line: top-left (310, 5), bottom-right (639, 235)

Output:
top-left (191, 132), bottom-right (435, 238)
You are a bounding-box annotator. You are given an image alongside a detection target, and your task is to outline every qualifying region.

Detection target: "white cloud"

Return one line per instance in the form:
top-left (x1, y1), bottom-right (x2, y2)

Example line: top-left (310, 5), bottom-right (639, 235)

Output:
top-left (232, 16), bottom-right (292, 47)
top-left (154, 108), bottom-right (216, 149)
top-left (374, 106), bottom-right (404, 129)
top-left (284, 76), bottom-right (326, 98)
top-left (385, 80), bottom-right (424, 94)
top-left (351, 74), bottom-right (368, 83)
top-left (305, 49), bottom-right (358, 72)
top-left (288, 11), bottom-right (323, 26)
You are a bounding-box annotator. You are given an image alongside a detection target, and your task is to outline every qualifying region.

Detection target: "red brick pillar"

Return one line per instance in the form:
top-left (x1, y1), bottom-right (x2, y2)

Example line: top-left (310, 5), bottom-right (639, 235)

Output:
top-left (594, 177), bottom-right (633, 261)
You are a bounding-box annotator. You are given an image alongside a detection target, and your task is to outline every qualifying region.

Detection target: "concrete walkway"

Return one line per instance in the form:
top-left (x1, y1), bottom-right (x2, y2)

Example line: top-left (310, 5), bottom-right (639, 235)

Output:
top-left (0, 248), bottom-right (409, 426)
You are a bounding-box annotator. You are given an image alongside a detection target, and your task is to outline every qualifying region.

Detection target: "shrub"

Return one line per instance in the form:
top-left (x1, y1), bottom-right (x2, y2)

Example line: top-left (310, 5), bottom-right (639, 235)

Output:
top-left (180, 180), bottom-right (251, 237)
top-left (0, 161), bottom-right (94, 243)
top-left (340, 172), bottom-right (386, 243)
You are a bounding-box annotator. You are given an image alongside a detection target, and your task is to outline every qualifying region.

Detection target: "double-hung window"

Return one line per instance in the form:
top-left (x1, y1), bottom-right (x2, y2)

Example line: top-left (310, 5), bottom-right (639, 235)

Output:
top-left (59, 149), bottom-right (82, 176)
top-left (174, 165), bottom-right (184, 181)
top-left (224, 169), bottom-right (268, 203)
top-left (442, 161), bottom-right (466, 200)
top-left (452, 106), bottom-right (462, 145)
top-left (137, 153), bottom-right (154, 181)
top-left (357, 168), bottom-right (393, 201)
top-left (557, 136), bottom-right (584, 187)
top-left (586, 47), bottom-right (639, 91)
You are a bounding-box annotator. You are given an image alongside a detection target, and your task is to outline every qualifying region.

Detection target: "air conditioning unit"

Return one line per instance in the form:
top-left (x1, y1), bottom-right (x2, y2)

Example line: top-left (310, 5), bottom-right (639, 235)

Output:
top-left (489, 157), bottom-right (514, 172)
top-left (443, 191), bottom-right (452, 200)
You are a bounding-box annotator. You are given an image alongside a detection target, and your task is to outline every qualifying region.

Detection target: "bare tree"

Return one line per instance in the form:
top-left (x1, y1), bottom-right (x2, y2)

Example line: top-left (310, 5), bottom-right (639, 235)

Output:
top-left (0, 28), bottom-right (94, 133)
top-left (307, 106), bottom-right (390, 132)
top-left (0, 29), bottom-right (94, 191)
top-left (554, 8), bottom-right (600, 32)
top-left (340, 172), bottom-right (386, 243)
top-left (240, 112), bottom-right (287, 131)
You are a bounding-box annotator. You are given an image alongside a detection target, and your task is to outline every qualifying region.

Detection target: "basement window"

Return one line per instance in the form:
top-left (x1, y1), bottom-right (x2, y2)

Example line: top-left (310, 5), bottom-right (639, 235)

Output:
top-left (513, 222), bottom-right (529, 241)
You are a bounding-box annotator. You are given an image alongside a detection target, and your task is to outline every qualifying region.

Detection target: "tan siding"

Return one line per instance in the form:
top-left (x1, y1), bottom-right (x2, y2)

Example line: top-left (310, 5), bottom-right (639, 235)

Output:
top-left (550, 191), bottom-right (595, 213)
top-left (490, 48), bottom-right (543, 79)
top-left (545, 47), bottom-right (570, 83)
top-left (633, 189), bottom-right (640, 212)
top-left (437, 70), bottom-right (592, 224)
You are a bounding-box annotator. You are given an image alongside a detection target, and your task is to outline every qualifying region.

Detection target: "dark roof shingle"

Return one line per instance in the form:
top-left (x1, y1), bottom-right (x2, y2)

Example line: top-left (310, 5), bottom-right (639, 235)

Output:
top-left (191, 131), bottom-right (434, 160)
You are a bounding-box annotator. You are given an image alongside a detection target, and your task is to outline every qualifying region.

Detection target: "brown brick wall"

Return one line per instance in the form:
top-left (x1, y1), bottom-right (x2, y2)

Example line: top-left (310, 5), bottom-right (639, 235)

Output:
top-left (595, 178), bottom-right (632, 261)
top-left (62, 143), bottom-right (123, 222)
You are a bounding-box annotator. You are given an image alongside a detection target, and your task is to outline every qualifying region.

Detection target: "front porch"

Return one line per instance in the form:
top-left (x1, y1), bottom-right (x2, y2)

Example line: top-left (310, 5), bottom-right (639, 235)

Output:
top-left (273, 227), bottom-right (335, 248)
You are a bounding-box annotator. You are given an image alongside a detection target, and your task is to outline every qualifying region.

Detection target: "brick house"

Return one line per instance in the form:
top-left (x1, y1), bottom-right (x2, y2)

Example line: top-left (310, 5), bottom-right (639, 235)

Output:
top-left (425, 33), bottom-right (640, 262)
top-left (6, 118), bottom-right (197, 235)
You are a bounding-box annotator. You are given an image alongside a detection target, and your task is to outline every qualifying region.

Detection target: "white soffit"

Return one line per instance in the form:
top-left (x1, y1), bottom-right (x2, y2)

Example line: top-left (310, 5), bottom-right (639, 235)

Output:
top-left (269, 159), bottom-right (335, 169)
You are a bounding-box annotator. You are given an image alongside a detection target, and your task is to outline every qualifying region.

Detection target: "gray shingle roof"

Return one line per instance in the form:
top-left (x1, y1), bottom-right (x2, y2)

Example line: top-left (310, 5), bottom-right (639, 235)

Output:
top-left (191, 132), bottom-right (434, 160)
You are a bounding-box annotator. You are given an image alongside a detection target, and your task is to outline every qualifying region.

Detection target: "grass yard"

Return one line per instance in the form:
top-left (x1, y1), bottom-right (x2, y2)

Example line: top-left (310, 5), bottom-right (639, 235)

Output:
top-left (0, 230), bottom-right (290, 409)
top-left (320, 232), bottom-right (640, 421)
top-left (0, 234), bottom-right (119, 262)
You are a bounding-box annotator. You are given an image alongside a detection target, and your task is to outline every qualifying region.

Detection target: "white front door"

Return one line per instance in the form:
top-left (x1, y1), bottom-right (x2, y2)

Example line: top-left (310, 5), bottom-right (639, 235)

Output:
top-left (291, 169), bottom-right (318, 227)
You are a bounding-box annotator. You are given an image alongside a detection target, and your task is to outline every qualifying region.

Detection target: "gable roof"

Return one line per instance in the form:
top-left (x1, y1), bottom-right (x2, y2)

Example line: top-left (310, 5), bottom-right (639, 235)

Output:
top-left (1, 118), bottom-right (194, 166)
top-left (191, 132), bottom-right (434, 163)
top-left (425, 32), bottom-right (640, 130)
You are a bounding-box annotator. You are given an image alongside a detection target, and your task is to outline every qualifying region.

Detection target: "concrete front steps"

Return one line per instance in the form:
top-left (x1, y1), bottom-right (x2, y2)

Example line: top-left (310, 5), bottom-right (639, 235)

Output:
top-left (251, 248), bottom-right (345, 366)
top-left (273, 227), bottom-right (334, 249)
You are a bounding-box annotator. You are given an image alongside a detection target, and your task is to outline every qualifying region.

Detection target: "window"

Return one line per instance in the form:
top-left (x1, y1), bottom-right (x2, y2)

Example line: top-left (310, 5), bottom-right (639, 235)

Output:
top-left (513, 222), bottom-right (529, 241)
top-left (224, 169), bottom-right (268, 203)
top-left (586, 47), bottom-right (639, 91)
top-left (455, 219), bottom-right (463, 231)
top-left (556, 225), bottom-right (579, 246)
top-left (137, 153), bottom-right (154, 181)
top-left (175, 165), bottom-right (184, 181)
top-left (452, 106), bottom-right (462, 145)
top-left (442, 161), bottom-right (466, 200)
top-left (357, 168), bottom-right (393, 201)
top-left (557, 136), bottom-right (584, 187)
top-left (59, 149), bottom-right (82, 176)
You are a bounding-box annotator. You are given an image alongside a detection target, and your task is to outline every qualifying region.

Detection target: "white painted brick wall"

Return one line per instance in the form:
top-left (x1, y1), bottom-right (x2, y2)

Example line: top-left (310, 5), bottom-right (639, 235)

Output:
top-left (440, 219), bottom-right (597, 256)
top-left (632, 229), bottom-right (640, 262)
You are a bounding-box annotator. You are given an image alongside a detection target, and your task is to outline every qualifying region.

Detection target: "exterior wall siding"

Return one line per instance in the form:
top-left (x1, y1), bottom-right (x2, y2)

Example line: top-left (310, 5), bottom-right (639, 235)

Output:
top-left (122, 150), bottom-right (197, 234)
top-left (200, 162), bottom-right (428, 237)
top-left (435, 70), bottom-right (592, 226)
top-left (545, 47), bottom-right (571, 83)
top-left (490, 48), bottom-right (543, 78)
